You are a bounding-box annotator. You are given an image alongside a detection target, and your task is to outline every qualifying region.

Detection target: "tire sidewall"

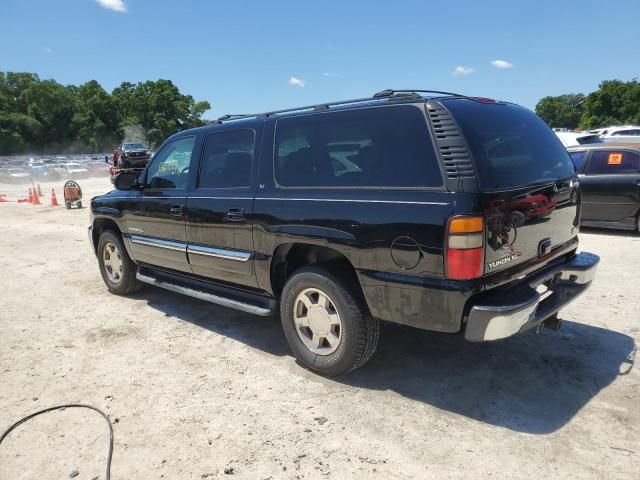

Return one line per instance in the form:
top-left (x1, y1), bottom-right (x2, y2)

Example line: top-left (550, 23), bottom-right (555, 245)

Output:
top-left (281, 269), bottom-right (361, 376)
top-left (97, 230), bottom-right (135, 294)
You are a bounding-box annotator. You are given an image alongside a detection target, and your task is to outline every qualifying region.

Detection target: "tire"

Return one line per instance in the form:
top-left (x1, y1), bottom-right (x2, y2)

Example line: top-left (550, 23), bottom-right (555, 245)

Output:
top-left (280, 266), bottom-right (380, 376)
top-left (97, 230), bottom-right (141, 295)
top-left (65, 200), bottom-right (71, 209)
top-left (77, 201), bottom-right (82, 209)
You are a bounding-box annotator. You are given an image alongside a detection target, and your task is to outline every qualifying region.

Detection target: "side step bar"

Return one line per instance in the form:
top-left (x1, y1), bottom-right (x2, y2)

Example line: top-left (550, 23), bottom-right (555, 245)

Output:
top-left (136, 268), bottom-right (275, 316)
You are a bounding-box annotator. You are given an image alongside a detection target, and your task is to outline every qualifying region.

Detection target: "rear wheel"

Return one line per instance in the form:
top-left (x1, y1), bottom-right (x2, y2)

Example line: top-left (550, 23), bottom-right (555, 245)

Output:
top-left (97, 230), bottom-right (141, 295)
top-left (280, 266), bottom-right (379, 376)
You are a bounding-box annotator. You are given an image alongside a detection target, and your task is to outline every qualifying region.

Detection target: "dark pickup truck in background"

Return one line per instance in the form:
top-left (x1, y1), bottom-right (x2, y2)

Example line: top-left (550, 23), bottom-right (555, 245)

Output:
top-left (116, 142), bottom-right (151, 169)
top-left (89, 89), bottom-right (599, 376)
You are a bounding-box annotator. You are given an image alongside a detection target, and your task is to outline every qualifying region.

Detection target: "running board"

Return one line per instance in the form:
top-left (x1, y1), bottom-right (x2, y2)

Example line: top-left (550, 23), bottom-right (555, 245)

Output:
top-left (136, 269), bottom-right (274, 316)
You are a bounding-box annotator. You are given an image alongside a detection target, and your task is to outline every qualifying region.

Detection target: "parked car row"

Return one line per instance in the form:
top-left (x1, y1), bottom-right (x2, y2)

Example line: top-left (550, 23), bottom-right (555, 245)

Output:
top-left (554, 125), bottom-right (640, 147)
top-left (0, 155), bottom-right (111, 183)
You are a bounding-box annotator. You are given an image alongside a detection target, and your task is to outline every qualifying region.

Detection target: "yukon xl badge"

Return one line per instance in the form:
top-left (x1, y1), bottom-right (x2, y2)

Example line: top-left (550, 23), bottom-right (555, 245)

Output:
top-left (488, 253), bottom-right (521, 270)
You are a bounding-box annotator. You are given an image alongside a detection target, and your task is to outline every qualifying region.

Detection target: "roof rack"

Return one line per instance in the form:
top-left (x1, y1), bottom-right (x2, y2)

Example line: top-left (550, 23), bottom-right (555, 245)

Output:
top-left (212, 89), bottom-right (464, 124)
top-left (372, 88), bottom-right (464, 98)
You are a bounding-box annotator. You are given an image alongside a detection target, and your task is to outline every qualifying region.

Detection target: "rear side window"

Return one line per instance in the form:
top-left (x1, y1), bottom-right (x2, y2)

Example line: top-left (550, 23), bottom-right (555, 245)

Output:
top-left (274, 105), bottom-right (442, 188)
top-left (586, 150), bottom-right (640, 174)
top-left (198, 129), bottom-right (255, 188)
top-left (444, 100), bottom-right (576, 190)
top-left (569, 151), bottom-right (587, 170)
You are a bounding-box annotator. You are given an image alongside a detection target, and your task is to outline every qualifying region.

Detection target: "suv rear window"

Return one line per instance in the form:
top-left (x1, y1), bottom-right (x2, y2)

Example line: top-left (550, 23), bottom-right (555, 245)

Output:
top-left (443, 100), bottom-right (576, 190)
top-left (274, 105), bottom-right (442, 188)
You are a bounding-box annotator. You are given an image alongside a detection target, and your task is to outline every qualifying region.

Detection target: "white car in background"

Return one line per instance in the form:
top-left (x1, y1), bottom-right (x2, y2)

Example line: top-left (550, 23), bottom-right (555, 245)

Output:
top-left (55, 162), bottom-right (89, 178)
top-left (553, 130), bottom-right (601, 147)
top-left (589, 125), bottom-right (640, 143)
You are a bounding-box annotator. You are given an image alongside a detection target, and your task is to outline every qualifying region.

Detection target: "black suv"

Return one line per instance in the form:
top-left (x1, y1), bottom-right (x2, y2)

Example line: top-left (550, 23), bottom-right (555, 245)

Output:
top-left (89, 89), bottom-right (599, 376)
top-left (118, 142), bottom-right (151, 169)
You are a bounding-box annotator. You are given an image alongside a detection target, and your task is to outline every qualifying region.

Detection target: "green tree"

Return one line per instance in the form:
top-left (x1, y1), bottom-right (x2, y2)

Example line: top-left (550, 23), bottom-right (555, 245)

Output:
top-left (580, 79), bottom-right (640, 129)
top-left (535, 93), bottom-right (585, 129)
top-left (72, 80), bottom-right (121, 151)
top-left (112, 79), bottom-right (211, 147)
top-left (1, 71), bottom-right (212, 154)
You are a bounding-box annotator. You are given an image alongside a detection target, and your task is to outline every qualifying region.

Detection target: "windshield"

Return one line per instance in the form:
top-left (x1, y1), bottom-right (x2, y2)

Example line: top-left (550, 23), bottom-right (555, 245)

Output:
top-left (443, 100), bottom-right (576, 190)
top-left (124, 143), bottom-right (146, 149)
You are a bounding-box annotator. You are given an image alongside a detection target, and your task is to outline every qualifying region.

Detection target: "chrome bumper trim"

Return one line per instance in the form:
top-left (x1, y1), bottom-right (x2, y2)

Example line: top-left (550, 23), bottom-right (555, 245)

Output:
top-left (465, 252), bottom-right (599, 342)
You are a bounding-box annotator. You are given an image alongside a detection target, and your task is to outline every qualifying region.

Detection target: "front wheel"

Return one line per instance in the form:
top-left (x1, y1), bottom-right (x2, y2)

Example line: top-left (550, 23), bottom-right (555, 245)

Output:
top-left (280, 266), bottom-right (379, 376)
top-left (97, 230), bottom-right (141, 295)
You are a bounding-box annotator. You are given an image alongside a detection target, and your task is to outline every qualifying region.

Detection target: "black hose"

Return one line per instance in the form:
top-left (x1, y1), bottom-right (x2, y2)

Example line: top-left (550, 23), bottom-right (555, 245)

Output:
top-left (0, 404), bottom-right (114, 480)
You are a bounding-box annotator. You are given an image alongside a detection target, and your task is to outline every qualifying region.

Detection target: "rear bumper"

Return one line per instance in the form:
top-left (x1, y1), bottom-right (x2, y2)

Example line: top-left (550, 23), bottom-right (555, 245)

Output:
top-left (464, 252), bottom-right (599, 342)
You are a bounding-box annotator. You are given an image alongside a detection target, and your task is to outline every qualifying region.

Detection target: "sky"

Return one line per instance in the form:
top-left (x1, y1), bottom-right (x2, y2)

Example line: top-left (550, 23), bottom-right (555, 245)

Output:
top-left (1, 0), bottom-right (639, 119)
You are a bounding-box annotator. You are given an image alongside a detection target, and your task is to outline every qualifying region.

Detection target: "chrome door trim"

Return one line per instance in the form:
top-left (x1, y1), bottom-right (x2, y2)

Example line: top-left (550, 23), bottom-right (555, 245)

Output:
top-left (254, 197), bottom-right (451, 206)
top-left (130, 235), bottom-right (187, 252)
top-left (187, 244), bottom-right (252, 262)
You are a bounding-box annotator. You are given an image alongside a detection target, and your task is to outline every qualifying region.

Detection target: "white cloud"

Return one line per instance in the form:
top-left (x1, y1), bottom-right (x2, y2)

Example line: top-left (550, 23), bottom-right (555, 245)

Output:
top-left (491, 59), bottom-right (513, 69)
top-left (43, 47), bottom-right (53, 54)
top-left (289, 76), bottom-right (306, 87)
top-left (96, 0), bottom-right (127, 13)
top-left (452, 66), bottom-right (475, 77)
top-left (322, 72), bottom-right (337, 77)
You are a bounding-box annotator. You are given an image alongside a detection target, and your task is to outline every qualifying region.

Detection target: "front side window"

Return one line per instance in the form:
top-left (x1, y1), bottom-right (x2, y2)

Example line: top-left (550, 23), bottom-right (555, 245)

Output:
top-left (586, 150), bottom-right (640, 174)
top-left (274, 106), bottom-right (442, 188)
top-left (198, 129), bottom-right (255, 189)
top-left (144, 136), bottom-right (195, 189)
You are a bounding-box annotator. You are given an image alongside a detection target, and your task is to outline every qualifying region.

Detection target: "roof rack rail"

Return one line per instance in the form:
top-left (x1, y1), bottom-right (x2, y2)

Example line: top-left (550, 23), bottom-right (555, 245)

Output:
top-left (213, 89), bottom-right (464, 123)
top-left (372, 89), bottom-right (464, 98)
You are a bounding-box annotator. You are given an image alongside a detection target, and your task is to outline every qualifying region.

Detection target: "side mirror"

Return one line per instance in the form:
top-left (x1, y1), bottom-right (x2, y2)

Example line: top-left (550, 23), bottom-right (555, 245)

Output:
top-left (114, 172), bottom-right (140, 190)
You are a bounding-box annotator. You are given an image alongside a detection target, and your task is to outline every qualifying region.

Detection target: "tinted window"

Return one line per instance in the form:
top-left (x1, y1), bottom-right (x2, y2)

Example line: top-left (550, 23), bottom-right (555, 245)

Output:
top-left (569, 151), bottom-right (587, 170)
top-left (274, 106), bottom-right (442, 188)
top-left (586, 150), bottom-right (640, 174)
top-left (198, 129), bottom-right (255, 188)
top-left (444, 100), bottom-right (575, 190)
top-left (612, 129), bottom-right (640, 136)
top-left (144, 136), bottom-right (195, 189)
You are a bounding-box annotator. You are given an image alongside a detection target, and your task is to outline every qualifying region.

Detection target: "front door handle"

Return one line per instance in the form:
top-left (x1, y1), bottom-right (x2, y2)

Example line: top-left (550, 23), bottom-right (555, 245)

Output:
top-left (226, 208), bottom-right (245, 221)
top-left (170, 205), bottom-right (184, 217)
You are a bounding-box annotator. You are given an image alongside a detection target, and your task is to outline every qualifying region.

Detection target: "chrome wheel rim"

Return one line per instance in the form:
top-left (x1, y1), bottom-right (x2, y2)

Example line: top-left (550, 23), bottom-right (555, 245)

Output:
top-left (293, 288), bottom-right (342, 355)
top-left (103, 241), bottom-right (123, 283)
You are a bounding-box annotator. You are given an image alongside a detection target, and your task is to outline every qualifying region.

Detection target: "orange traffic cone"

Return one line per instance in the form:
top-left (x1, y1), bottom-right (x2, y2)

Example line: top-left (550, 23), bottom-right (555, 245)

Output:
top-left (51, 188), bottom-right (59, 206)
top-left (31, 186), bottom-right (42, 205)
top-left (38, 184), bottom-right (43, 196)
top-left (28, 188), bottom-right (33, 203)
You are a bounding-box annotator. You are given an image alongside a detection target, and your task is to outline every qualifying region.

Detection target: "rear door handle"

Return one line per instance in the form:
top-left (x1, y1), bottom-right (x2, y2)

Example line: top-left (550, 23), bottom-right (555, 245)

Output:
top-left (226, 208), bottom-right (245, 221)
top-left (170, 205), bottom-right (184, 217)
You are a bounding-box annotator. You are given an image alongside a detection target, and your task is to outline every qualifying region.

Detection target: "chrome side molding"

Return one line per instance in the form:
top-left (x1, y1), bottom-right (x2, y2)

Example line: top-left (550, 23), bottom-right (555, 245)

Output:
top-left (187, 244), bottom-right (252, 262)
top-left (130, 235), bottom-right (186, 252)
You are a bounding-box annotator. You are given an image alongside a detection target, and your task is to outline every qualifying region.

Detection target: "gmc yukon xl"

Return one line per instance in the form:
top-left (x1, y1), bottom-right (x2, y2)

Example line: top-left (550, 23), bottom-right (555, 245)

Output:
top-left (89, 89), bottom-right (599, 376)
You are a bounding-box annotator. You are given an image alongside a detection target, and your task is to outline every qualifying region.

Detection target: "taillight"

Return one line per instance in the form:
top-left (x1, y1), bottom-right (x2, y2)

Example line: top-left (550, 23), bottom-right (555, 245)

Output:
top-left (446, 216), bottom-right (484, 280)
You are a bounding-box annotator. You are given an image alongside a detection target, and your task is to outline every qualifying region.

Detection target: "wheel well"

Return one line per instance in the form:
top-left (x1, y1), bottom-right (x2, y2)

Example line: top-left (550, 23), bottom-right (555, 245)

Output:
top-left (92, 218), bottom-right (121, 251)
top-left (270, 243), bottom-right (364, 300)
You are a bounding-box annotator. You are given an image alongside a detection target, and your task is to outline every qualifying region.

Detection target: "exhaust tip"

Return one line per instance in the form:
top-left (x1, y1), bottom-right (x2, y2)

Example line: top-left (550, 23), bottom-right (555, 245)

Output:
top-left (543, 315), bottom-right (563, 332)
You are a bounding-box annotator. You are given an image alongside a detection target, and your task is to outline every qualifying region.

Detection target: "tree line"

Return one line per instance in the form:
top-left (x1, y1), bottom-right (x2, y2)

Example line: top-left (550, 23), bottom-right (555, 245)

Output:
top-left (2, 72), bottom-right (638, 154)
top-left (535, 79), bottom-right (640, 130)
top-left (0, 72), bottom-right (211, 155)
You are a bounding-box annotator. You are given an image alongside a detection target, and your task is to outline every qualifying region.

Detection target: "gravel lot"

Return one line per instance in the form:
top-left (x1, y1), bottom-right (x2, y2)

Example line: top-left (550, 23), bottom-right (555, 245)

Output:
top-left (0, 177), bottom-right (638, 479)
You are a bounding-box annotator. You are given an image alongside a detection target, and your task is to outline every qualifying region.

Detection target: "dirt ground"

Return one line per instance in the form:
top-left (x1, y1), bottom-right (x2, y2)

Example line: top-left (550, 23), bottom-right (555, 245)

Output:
top-left (0, 177), bottom-right (638, 479)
